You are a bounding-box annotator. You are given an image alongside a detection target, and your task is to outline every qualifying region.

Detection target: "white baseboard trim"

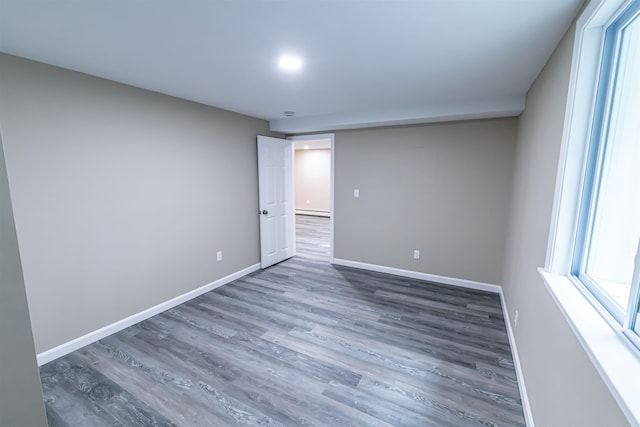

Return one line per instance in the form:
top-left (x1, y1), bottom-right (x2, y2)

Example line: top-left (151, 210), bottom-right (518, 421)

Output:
top-left (331, 258), bottom-right (502, 293)
top-left (331, 257), bottom-right (534, 425)
top-left (500, 292), bottom-right (535, 427)
top-left (295, 209), bottom-right (330, 217)
top-left (36, 263), bottom-right (261, 366)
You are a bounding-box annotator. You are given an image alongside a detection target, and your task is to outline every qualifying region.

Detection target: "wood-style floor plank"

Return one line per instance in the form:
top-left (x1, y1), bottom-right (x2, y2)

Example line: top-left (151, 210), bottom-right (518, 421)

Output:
top-left (296, 214), bottom-right (330, 260)
top-left (41, 216), bottom-right (524, 426)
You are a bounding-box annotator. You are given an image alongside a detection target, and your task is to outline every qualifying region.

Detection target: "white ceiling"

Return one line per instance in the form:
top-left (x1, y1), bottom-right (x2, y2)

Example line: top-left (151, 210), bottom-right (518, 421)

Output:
top-left (293, 138), bottom-right (332, 151)
top-left (0, 0), bottom-right (584, 134)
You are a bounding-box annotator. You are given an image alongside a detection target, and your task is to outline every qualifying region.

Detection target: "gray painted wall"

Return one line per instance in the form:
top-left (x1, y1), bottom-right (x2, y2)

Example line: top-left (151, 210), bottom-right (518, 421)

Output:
top-left (333, 119), bottom-right (516, 284)
top-left (0, 130), bottom-right (47, 426)
top-left (501, 19), bottom-right (630, 427)
top-left (0, 54), bottom-right (270, 353)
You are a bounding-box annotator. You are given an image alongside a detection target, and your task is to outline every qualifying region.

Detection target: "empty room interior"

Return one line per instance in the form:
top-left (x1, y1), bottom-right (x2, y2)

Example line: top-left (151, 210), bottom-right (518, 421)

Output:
top-left (1, 0), bottom-right (639, 426)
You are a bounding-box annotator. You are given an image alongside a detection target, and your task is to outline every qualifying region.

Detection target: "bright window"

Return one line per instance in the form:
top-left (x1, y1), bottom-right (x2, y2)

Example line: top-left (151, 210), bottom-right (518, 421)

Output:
top-left (575, 0), bottom-right (640, 328)
top-left (543, 0), bottom-right (640, 422)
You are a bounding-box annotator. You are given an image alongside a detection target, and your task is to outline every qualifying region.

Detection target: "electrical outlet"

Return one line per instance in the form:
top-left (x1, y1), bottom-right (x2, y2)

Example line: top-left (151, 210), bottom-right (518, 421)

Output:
top-left (413, 249), bottom-right (420, 260)
top-left (514, 310), bottom-right (519, 327)
top-left (353, 189), bottom-right (360, 198)
top-left (216, 251), bottom-right (223, 262)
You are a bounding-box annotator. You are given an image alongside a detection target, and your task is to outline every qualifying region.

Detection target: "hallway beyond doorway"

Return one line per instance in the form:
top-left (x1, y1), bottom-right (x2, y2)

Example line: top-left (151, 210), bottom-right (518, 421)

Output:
top-left (296, 214), bottom-right (330, 261)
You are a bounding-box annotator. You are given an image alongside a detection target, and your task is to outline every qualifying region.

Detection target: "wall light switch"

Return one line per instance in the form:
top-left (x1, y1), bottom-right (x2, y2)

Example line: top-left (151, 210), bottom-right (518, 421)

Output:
top-left (413, 250), bottom-right (420, 260)
top-left (354, 189), bottom-right (360, 198)
top-left (216, 251), bottom-right (223, 262)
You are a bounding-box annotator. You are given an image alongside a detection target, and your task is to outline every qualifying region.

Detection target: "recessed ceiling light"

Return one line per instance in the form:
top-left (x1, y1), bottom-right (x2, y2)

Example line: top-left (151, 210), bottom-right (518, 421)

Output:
top-left (279, 55), bottom-right (302, 72)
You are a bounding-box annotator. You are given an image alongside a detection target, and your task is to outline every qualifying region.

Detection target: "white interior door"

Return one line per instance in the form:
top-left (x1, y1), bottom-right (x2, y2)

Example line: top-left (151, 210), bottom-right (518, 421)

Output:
top-left (257, 135), bottom-right (295, 268)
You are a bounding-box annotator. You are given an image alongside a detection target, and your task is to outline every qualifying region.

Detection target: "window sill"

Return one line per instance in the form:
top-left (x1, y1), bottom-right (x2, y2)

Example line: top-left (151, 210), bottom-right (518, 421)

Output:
top-left (538, 268), bottom-right (640, 426)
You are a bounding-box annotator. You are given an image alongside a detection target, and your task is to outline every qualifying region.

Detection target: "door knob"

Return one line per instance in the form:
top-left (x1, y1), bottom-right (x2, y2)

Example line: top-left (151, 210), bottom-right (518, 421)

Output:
top-left (261, 209), bottom-right (268, 215)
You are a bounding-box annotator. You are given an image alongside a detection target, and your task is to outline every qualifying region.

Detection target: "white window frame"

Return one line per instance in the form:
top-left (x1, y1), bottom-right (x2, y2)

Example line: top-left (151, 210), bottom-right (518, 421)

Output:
top-left (542, 0), bottom-right (640, 424)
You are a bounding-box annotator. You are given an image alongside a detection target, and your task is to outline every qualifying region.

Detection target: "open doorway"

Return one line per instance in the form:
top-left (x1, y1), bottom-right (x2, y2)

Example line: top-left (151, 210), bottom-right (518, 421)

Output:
top-left (289, 134), bottom-right (334, 262)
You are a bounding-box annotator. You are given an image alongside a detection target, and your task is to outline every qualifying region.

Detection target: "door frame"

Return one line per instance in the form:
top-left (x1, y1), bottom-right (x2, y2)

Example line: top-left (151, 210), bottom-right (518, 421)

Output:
top-left (288, 133), bottom-right (335, 262)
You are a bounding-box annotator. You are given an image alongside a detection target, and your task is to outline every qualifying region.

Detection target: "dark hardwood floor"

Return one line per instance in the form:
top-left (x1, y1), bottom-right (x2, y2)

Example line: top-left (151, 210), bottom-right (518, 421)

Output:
top-left (40, 218), bottom-right (524, 426)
